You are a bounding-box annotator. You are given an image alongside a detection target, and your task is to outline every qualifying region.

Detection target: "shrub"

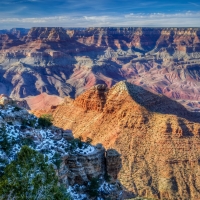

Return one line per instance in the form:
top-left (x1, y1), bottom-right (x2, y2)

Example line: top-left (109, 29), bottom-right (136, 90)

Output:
top-left (13, 106), bottom-right (21, 112)
top-left (85, 137), bottom-right (93, 144)
top-left (21, 137), bottom-right (35, 147)
top-left (87, 177), bottom-right (99, 197)
top-left (0, 125), bottom-right (13, 154)
top-left (69, 138), bottom-right (83, 150)
top-left (20, 125), bottom-right (27, 130)
top-left (0, 146), bottom-right (70, 200)
top-left (0, 125), bottom-right (18, 175)
top-left (21, 119), bottom-right (36, 128)
top-left (52, 152), bottom-right (62, 169)
top-left (38, 114), bottom-right (53, 128)
top-left (104, 172), bottom-right (111, 182)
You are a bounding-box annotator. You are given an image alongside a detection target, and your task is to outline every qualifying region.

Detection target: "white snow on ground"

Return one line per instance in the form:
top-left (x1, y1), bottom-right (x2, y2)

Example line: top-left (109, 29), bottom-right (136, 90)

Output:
top-left (98, 181), bottom-right (116, 194)
top-left (74, 145), bottom-right (95, 155)
top-left (0, 105), bottom-right (117, 199)
top-left (67, 186), bottom-right (87, 200)
top-left (0, 105), bottom-right (95, 168)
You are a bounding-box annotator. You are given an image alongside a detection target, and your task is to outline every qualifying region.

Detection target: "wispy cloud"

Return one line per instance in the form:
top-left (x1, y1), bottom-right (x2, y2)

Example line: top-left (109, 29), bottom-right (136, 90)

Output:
top-left (189, 2), bottom-right (200, 6)
top-left (0, 11), bottom-right (200, 29)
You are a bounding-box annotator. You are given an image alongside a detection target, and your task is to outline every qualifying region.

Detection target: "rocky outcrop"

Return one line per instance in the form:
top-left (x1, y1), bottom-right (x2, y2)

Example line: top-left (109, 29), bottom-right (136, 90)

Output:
top-left (106, 149), bottom-right (122, 181)
top-left (24, 27), bottom-right (70, 42)
top-left (0, 94), bottom-right (12, 105)
top-left (50, 81), bottom-right (200, 199)
top-left (0, 100), bottom-right (123, 199)
top-left (59, 144), bottom-right (105, 186)
top-left (74, 84), bottom-right (108, 111)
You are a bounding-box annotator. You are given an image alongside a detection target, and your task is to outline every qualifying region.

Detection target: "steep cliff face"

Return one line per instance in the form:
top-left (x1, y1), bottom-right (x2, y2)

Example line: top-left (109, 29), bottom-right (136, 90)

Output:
top-left (0, 27), bottom-right (200, 110)
top-left (24, 27), bottom-right (70, 42)
top-left (50, 81), bottom-right (200, 199)
top-left (0, 96), bottom-right (123, 199)
top-left (73, 27), bottom-right (200, 51)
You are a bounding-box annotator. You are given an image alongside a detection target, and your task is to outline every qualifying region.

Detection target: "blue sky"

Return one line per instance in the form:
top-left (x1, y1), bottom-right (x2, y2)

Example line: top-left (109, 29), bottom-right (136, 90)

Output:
top-left (0, 0), bottom-right (200, 28)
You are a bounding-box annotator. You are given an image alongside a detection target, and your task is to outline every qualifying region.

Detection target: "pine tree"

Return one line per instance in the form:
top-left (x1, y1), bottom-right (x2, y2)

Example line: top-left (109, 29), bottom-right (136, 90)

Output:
top-left (0, 146), bottom-right (70, 200)
top-left (0, 125), bottom-right (10, 176)
top-left (0, 125), bottom-right (12, 154)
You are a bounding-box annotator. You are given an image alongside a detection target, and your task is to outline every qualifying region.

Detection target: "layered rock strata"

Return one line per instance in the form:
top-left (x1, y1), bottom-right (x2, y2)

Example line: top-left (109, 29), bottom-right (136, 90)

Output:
top-left (51, 81), bottom-right (200, 199)
top-left (0, 27), bottom-right (200, 110)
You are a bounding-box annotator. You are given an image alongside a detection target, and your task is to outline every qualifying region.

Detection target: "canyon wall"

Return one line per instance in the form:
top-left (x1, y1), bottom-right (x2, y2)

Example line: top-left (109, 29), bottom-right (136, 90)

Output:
top-left (50, 82), bottom-right (200, 199)
top-left (0, 27), bottom-right (200, 110)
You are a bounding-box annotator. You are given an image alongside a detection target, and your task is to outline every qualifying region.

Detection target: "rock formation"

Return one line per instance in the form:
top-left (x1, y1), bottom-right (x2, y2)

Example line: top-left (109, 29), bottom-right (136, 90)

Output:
top-left (0, 96), bottom-right (123, 199)
top-left (0, 27), bottom-right (200, 110)
top-left (50, 81), bottom-right (200, 199)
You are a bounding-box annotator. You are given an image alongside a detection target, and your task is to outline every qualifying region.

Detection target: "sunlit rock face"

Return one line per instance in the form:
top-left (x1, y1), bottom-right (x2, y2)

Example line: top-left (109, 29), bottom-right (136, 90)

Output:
top-left (48, 81), bottom-right (200, 199)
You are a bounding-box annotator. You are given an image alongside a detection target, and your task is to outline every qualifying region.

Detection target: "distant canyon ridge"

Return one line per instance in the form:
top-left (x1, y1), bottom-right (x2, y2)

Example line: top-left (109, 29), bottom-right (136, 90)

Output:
top-left (0, 27), bottom-right (200, 111)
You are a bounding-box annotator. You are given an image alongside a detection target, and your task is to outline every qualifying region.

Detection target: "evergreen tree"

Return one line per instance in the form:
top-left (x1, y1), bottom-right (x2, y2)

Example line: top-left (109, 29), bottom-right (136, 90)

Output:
top-left (0, 146), bottom-right (70, 200)
top-left (87, 177), bottom-right (99, 197)
top-left (0, 125), bottom-right (12, 154)
top-left (0, 125), bottom-right (11, 176)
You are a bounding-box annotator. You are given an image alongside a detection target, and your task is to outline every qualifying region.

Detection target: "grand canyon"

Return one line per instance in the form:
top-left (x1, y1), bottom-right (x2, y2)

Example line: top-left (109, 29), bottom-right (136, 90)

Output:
top-left (1, 27), bottom-right (200, 200)
top-left (0, 27), bottom-right (200, 111)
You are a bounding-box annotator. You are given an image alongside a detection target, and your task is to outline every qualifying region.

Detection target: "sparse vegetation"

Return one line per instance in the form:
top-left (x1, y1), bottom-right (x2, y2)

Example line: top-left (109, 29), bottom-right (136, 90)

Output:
top-left (87, 177), bottom-right (99, 197)
top-left (104, 172), bottom-right (111, 182)
top-left (38, 114), bottom-right (53, 128)
top-left (52, 152), bottom-right (62, 169)
top-left (21, 137), bottom-right (35, 147)
top-left (21, 118), bottom-right (36, 128)
top-left (13, 106), bottom-right (22, 112)
top-left (69, 137), bottom-right (83, 150)
top-left (0, 146), bottom-right (70, 200)
top-left (0, 125), bottom-right (16, 155)
top-left (85, 137), bottom-right (93, 144)
top-left (68, 136), bottom-right (93, 151)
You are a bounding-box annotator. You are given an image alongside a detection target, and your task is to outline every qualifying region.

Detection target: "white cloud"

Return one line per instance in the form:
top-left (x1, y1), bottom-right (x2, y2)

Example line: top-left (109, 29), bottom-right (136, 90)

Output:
top-left (0, 11), bottom-right (200, 29)
top-left (189, 2), bottom-right (200, 7)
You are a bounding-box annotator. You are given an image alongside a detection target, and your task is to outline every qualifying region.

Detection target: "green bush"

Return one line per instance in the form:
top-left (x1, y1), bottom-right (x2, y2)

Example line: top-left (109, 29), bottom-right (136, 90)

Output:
top-left (87, 177), bottom-right (99, 197)
top-left (0, 125), bottom-right (18, 175)
top-left (21, 119), bottom-right (36, 128)
top-left (21, 137), bottom-right (35, 147)
top-left (69, 137), bottom-right (83, 150)
top-left (0, 146), bottom-right (70, 200)
top-left (52, 152), bottom-right (62, 169)
top-left (104, 172), bottom-right (111, 182)
top-left (13, 106), bottom-right (21, 112)
top-left (38, 114), bottom-right (53, 128)
top-left (0, 125), bottom-right (14, 154)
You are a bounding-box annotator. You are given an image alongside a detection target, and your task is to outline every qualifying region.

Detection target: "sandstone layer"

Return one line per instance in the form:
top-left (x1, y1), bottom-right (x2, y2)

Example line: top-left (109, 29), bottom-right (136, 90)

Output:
top-left (49, 82), bottom-right (200, 199)
top-left (0, 27), bottom-right (200, 110)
